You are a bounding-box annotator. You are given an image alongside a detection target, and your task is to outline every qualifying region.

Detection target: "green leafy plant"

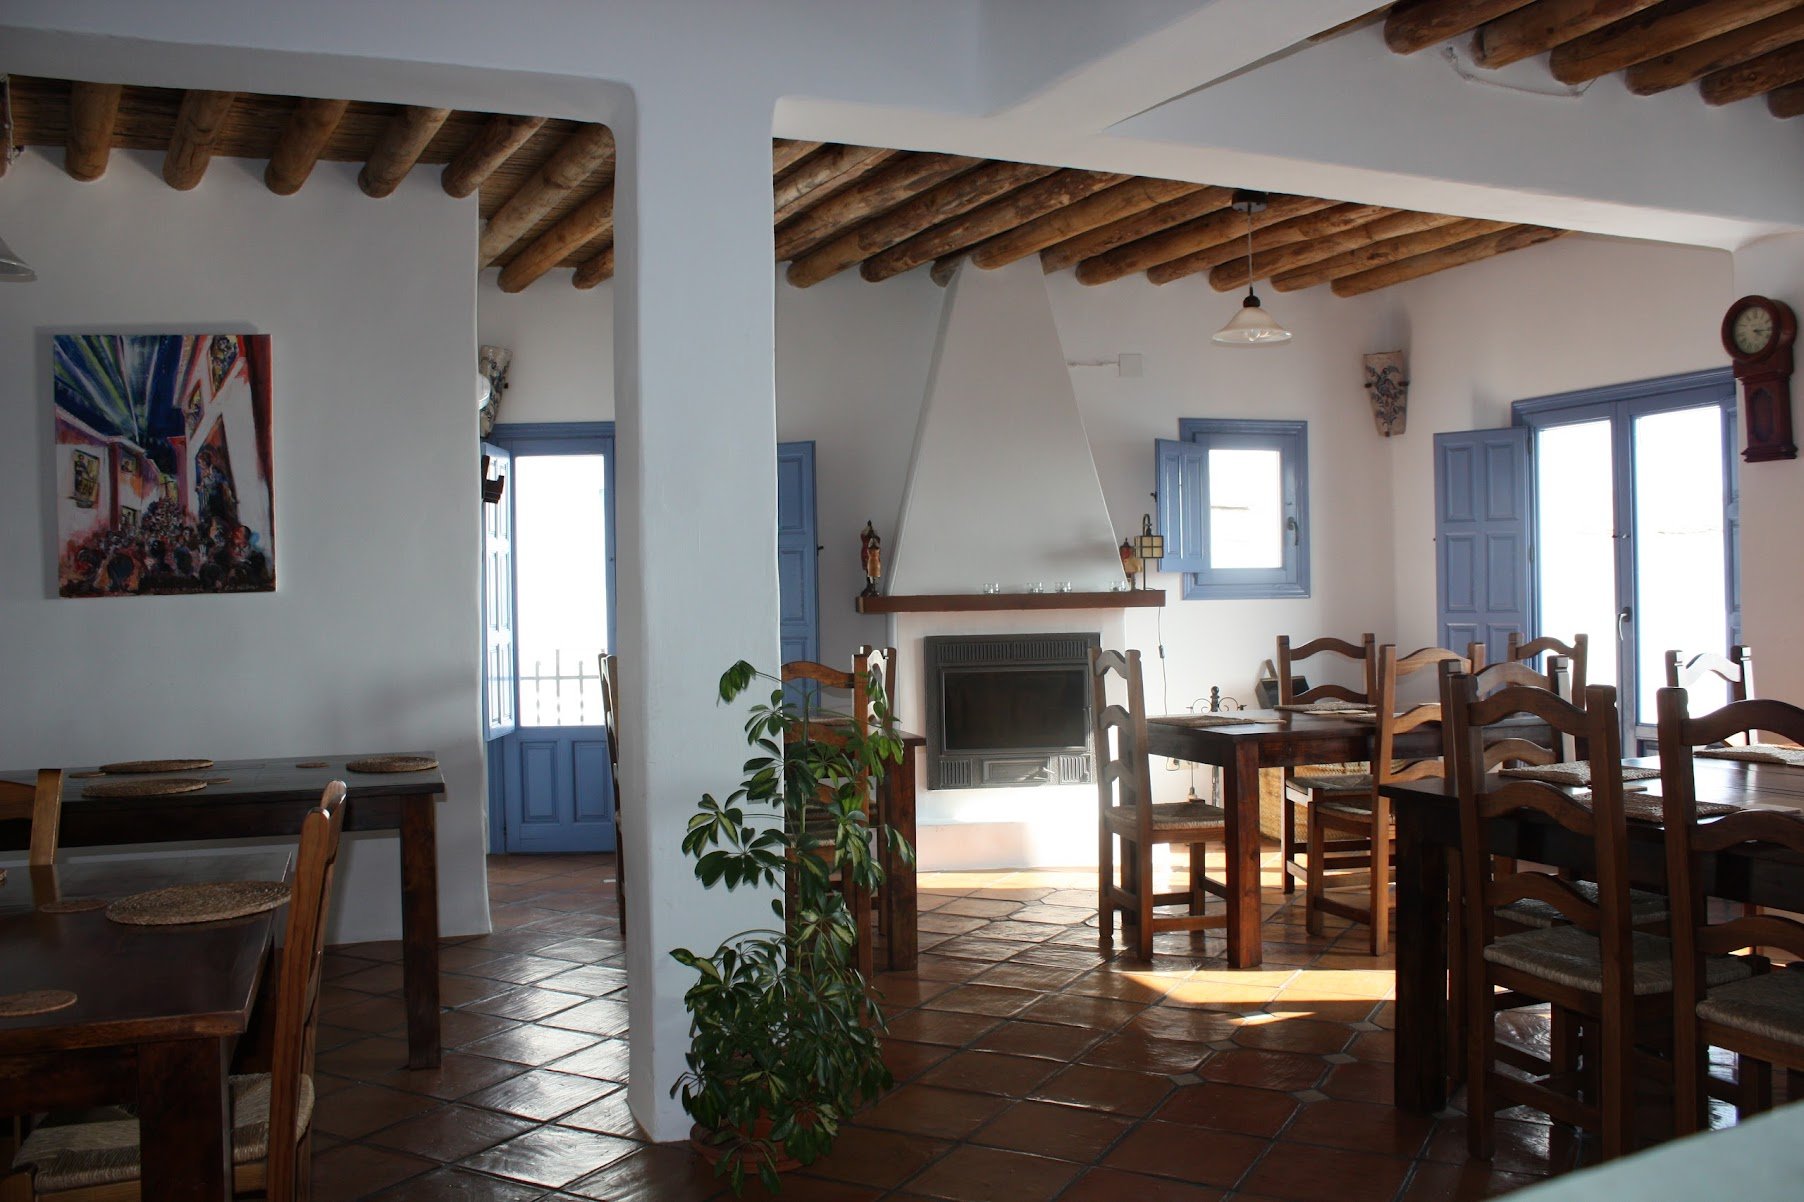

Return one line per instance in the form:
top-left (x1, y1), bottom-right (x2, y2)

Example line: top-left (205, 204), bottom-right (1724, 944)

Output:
top-left (670, 659), bottom-right (911, 1193)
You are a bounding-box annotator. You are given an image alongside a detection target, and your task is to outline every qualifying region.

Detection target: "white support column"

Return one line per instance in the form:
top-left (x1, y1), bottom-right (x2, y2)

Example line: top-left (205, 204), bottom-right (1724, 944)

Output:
top-left (611, 87), bottom-right (781, 1141)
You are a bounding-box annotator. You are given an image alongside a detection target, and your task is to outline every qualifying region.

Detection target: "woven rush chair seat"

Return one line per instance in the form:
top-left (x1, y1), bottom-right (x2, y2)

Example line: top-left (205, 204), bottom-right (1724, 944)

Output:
top-left (1289, 772), bottom-right (1373, 795)
top-left (1482, 924), bottom-right (1753, 996)
top-left (1696, 970), bottom-right (1804, 1050)
top-left (1498, 881), bottom-right (1669, 930)
top-left (13, 1074), bottom-right (315, 1193)
top-left (1102, 799), bottom-right (1226, 835)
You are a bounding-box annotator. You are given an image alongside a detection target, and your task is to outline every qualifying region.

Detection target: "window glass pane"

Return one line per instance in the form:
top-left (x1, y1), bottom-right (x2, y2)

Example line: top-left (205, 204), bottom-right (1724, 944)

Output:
top-left (514, 454), bottom-right (609, 727)
top-left (1633, 407), bottom-right (1727, 721)
top-left (1208, 447), bottom-right (1282, 569)
top-left (1536, 421), bottom-right (1617, 690)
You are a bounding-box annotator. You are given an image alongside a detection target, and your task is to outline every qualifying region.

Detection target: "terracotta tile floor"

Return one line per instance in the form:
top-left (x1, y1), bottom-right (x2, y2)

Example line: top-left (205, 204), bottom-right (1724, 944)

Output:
top-left (312, 852), bottom-right (1674, 1200)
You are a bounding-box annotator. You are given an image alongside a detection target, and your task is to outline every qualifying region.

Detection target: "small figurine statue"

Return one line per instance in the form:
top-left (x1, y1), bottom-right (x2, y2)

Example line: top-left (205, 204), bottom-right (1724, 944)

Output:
top-left (1119, 538), bottom-right (1141, 583)
top-left (860, 521), bottom-right (883, 597)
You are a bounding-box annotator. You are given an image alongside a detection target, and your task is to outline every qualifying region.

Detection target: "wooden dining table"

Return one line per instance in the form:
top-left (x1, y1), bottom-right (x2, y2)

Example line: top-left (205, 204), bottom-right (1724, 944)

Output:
top-left (0, 850), bottom-right (290, 1202)
top-left (0, 754), bottom-right (447, 1067)
top-left (1383, 755), bottom-right (1804, 1113)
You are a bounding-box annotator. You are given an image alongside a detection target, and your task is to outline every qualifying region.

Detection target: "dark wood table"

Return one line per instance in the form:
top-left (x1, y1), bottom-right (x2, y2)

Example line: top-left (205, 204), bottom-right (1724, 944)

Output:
top-left (0, 850), bottom-right (290, 1201)
top-left (0, 754), bottom-right (447, 1067)
top-left (1383, 757), bottom-right (1804, 1113)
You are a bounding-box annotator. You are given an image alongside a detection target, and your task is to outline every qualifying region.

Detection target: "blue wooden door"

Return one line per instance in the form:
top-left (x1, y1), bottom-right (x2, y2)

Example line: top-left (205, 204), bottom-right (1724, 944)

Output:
top-left (777, 442), bottom-right (818, 666)
top-left (1435, 428), bottom-right (1531, 664)
top-left (481, 442), bottom-right (515, 851)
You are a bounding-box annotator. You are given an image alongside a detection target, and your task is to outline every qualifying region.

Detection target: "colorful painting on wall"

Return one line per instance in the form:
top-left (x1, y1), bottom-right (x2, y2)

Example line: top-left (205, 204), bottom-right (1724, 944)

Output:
top-left (52, 333), bottom-right (275, 597)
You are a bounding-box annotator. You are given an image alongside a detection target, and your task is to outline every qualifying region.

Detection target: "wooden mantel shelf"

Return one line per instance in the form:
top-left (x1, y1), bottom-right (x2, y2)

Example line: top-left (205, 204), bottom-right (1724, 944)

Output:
top-left (855, 590), bottom-right (1166, 614)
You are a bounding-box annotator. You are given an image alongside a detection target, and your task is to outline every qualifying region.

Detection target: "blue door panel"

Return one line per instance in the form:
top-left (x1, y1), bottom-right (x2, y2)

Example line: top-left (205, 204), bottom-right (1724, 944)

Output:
top-left (1436, 428), bottom-right (1530, 665)
top-left (1441, 445), bottom-right (1476, 523)
top-left (1442, 534), bottom-right (1477, 614)
top-left (519, 739), bottom-right (561, 825)
top-left (777, 442), bottom-right (818, 667)
top-left (573, 737), bottom-right (612, 823)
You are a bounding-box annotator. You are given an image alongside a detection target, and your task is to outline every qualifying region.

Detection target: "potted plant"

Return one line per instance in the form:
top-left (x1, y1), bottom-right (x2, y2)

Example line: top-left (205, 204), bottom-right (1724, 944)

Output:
top-left (670, 659), bottom-right (910, 1194)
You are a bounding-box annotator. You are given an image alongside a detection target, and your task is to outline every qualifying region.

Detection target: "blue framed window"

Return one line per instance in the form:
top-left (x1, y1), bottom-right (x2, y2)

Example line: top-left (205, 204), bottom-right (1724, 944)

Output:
top-left (1157, 419), bottom-right (1309, 600)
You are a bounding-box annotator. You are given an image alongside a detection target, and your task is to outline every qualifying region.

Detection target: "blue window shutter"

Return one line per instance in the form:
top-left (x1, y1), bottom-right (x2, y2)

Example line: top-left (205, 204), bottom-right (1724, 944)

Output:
top-left (1156, 437), bottom-right (1207, 574)
top-left (776, 441), bottom-right (818, 665)
top-left (1434, 427), bottom-right (1530, 664)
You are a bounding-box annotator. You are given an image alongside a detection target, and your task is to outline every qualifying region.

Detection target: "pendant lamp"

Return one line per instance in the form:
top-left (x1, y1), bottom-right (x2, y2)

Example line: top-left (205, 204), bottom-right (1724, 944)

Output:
top-left (1212, 190), bottom-right (1290, 345)
top-left (0, 234), bottom-right (35, 282)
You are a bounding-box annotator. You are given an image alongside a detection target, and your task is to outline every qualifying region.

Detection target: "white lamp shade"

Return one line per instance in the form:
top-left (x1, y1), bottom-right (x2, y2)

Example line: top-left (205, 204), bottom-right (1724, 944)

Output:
top-left (0, 234), bottom-right (37, 283)
top-left (1213, 297), bottom-right (1291, 345)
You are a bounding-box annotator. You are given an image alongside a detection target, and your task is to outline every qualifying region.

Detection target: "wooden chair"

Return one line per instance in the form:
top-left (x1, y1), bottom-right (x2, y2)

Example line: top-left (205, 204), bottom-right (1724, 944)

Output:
top-left (1506, 633), bottom-right (1589, 702)
top-left (1092, 648), bottom-right (1229, 961)
top-left (0, 769), bottom-right (63, 867)
top-left (7, 782), bottom-right (347, 1201)
top-left (1300, 644), bottom-right (1469, 955)
top-left (1658, 687), bottom-right (1804, 1135)
top-left (599, 653), bottom-right (624, 931)
top-left (1665, 646), bottom-right (1756, 743)
top-left (1444, 678), bottom-right (1752, 1161)
top-left (1277, 633), bottom-right (1378, 896)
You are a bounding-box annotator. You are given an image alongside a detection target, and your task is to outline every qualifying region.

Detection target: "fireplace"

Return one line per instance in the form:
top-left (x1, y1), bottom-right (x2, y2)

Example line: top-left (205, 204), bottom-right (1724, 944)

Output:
top-left (923, 632), bottom-right (1099, 789)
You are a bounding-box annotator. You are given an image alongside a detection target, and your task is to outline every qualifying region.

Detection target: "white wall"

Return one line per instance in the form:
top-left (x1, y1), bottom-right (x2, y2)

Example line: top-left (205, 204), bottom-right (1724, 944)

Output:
top-left (477, 271), bottom-right (613, 425)
top-left (0, 149), bottom-right (489, 942)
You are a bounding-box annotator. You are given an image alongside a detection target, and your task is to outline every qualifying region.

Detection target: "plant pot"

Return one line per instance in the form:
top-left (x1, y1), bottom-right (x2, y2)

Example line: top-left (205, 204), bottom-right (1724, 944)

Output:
top-left (689, 1120), bottom-right (801, 1176)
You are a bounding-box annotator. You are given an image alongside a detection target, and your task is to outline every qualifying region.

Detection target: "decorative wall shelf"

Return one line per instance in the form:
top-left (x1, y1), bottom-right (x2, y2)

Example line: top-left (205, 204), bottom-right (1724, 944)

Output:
top-left (854, 591), bottom-right (1165, 614)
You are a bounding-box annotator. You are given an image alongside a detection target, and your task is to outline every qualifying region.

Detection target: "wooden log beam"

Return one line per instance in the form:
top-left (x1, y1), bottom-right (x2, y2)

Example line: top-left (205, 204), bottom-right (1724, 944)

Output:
top-left (1768, 79), bottom-right (1804, 115)
top-left (1384, 0), bottom-right (1537, 53)
top-left (1199, 208), bottom-right (1460, 291)
top-left (1154, 202), bottom-right (1392, 287)
top-left (1073, 194), bottom-right (1330, 286)
top-left (861, 169), bottom-right (1128, 282)
top-left (1040, 186), bottom-right (1235, 274)
top-left (1628, 6), bottom-right (1804, 92)
top-left (264, 97), bottom-right (350, 195)
top-left (773, 144), bottom-right (897, 223)
top-left (497, 184), bottom-right (614, 293)
top-left (1550, 0), bottom-right (1797, 84)
top-left (1474, 0), bottom-right (1664, 69)
top-left (774, 152), bottom-right (982, 261)
top-left (359, 106), bottom-right (452, 198)
top-left (1272, 218), bottom-right (1513, 291)
top-left (966, 177), bottom-right (1203, 269)
top-left (1700, 39), bottom-right (1804, 104)
top-left (479, 123), bottom-right (615, 266)
top-left (573, 245), bottom-right (615, 289)
top-left (64, 82), bottom-right (122, 181)
top-left (1331, 225), bottom-right (1569, 296)
top-left (162, 90), bottom-right (236, 190)
top-left (441, 114), bottom-right (545, 198)
top-left (772, 138), bottom-right (822, 174)
top-left (930, 255), bottom-right (963, 287)
top-left (787, 159), bottom-right (1057, 287)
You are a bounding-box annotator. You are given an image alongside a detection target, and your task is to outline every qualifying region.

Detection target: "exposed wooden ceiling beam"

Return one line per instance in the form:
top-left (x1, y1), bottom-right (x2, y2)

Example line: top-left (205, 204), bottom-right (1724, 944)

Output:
top-left (860, 169), bottom-right (1129, 282)
top-left (930, 256), bottom-right (964, 286)
top-left (1627, 6), bottom-right (1804, 92)
top-left (442, 114), bottom-right (545, 199)
top-left (1073, 195), bottom-right (1329, 286)
top-left (1203, 210), bottom-right (1464, 290)
top-left (772, 139), bottom-right (822, 174)
top-left (1549, 0), bottom-right (1797, 84)
top-left (64, 82), bottom-right (122, 181)
top-left (1473, 0), bottom-right (1665, 69)
top-left (1271, 217), bottom-right (1513, 291)
top-left (1154, 202), bottom-right (1393, 287)
top-left (479, 123), bottom-right (615, 266)
top-left (774, 152), bottom-right (981, 261)
top-left (498, 184), bottom-right (614, 293)
top-left (359, 105), bottom-right (451, 198)
top-left (162, 90), bottom-right (236, 190)
top-left (1038, 186), bottom-right (1234, 273)
top-left (1699, 38), bottom-right (1804, 102)
top-left (264, 98), bottom-right (350, 195)
top-left (1385, 0), bottom-right (1538, 53)
top-left (1331, 225), bottom-right (1569, 295)
top-left (968, 178), bottom-right (1204, 269)
top-left (786, 160), bottom-right (1057, 287)
top-left (772, 144), bottom-right (897, 223)
top-left (573, 245), bottom-right (615, 289)
top-left (1767, 78), bottom-right (1804, 113)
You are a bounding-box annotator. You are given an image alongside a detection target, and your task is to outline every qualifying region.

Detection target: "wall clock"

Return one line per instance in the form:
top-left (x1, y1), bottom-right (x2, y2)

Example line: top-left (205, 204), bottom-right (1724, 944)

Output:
top-left (1721, 294), bottom-right (1798, 462)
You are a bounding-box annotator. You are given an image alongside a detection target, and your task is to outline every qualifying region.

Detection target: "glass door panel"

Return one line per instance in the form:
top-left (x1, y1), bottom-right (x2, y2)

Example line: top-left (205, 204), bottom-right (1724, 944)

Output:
top-left (1534, 420), bottom-right (1617, 690)
top-left (513, 453), bottom-right (610, 727)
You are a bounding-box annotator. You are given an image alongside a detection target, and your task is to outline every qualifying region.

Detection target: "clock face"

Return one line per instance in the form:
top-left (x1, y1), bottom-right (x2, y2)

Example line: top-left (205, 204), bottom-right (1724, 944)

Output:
top-left (1733, 304), bottom-right (1777, 356)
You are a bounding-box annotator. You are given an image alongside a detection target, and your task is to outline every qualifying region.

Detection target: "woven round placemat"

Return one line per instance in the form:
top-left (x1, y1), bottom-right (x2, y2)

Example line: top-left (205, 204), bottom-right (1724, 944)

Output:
top-left (296, 760), bottom-right (330, 769)
top-left (83, 777), bottom-right (212, 799)
top-left (67, 770), bottom-right (105, 779)
top-left (38, 897), bottom-right (108, 914)
top-left (1500, 761), bottom-right (1662, 787)
top-left (107, 881), bottom-right (289, 926)
top-left (1165, 713), bottom-right (1264, 728)
top-left (346, 755), bottom-right (438, 774)
top-left (0, 989), bottom-right (77, 1018)
top-left (99, 758), bottom-right (215, 774)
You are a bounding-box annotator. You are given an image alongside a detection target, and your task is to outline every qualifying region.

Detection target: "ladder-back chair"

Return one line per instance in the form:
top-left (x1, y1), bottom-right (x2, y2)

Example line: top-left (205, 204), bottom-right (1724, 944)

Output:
top-left (1276, 633), bottom-right (1378, 896)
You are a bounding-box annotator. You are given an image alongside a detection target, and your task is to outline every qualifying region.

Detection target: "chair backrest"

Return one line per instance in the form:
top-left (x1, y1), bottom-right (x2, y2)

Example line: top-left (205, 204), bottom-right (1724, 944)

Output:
top-left (1507, 633), bottom-right (1589, 701)
top-left (1664, 645), bottom-right (1754, 701)
top-left (0, 769), bottom-right (64, 867)
top-left (1090, 648), bottom-right (1155, 843)
top-left (1463, 660), bottom-right (1569, 767)
top-left (1657, 689), bottom-right (1804, 991)
top-left (1444, 676), bottom-right (1629, 978)
top-left (599, 653), bottom-right (620, 772)
top-left (1371, 645), bottom-right (1475, 786)
top-left (1276, 633), bottom-right (1378, 705)
top-left (265, 782), bottom-right (347, 1202)
top-left (782, 650), bottom-right (870, 732)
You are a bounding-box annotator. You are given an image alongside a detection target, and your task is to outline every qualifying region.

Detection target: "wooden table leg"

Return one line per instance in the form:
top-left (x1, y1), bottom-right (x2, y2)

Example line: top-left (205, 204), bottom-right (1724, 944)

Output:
top-left (1224, 742), bottom-right (1264, 969)
top-left (137, 1036), bottom-right (230, 1201)
top-left (400, 792), bottom-right (442, 1069)
top-left (1394, 799), bottom-right (1449, 1113)
top-left (882, 746), bottom-right (919, 971)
